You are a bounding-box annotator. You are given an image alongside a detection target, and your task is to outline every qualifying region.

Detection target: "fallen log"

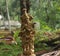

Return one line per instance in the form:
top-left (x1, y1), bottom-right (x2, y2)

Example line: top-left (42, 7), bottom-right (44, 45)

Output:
top-left (35, 50), bottom-right (49, 56)
top-left (0, 31), bottom-right (17, 45)
top-left (0, 36), bottom-right (17, 45)
top-left (39, 36), bottom-right (60, 47)
top-left (41, 50), bottom-right (60, 56)
top-left (34, 36), bottom-right (60, 51)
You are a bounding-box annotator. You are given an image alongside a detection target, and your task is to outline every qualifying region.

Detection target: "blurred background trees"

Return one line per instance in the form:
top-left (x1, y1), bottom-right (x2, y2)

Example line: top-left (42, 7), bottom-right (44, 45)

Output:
top-left (0, 0), bottom-right (60, 30)
top-left (30, 0), bottom-right (60, 30)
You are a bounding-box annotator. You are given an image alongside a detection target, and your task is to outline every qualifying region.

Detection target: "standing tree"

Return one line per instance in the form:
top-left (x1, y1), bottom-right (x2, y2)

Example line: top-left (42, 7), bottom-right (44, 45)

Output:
top-left (5, 0), bottom-right (11, 31)
top-left (20, 0), bottom-right (36, 56)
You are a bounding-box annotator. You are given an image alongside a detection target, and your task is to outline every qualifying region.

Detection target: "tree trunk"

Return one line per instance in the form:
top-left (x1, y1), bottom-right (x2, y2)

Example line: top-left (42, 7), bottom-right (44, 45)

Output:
top-left (20, 0), bottom-right (36, 56)
top-left (5, 0), bottom-right (11, 32)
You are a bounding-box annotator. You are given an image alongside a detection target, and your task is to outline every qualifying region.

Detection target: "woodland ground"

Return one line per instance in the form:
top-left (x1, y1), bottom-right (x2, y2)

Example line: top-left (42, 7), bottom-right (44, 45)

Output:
top-left (0, 29), bottom-right (60, 56)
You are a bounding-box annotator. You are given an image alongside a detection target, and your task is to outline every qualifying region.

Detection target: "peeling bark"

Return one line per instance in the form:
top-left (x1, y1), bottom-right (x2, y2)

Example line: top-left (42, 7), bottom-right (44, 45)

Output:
top-left (20, 0), bottom-right (36, 56)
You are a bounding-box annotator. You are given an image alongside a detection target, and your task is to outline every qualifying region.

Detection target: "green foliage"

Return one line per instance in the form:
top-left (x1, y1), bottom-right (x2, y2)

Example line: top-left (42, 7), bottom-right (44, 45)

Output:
top-left (0, 44), bottom-right (22, 56)
top-left (40, 20), bottom-right (52, 31)
top-left (13, 30), bottom-right (21, 43)
top-left (31, 0), bottom-right (60, 29)
top-left (34, 30), bottom-right (51, 52)
top-left (0, 30), bottom-right (22, 56)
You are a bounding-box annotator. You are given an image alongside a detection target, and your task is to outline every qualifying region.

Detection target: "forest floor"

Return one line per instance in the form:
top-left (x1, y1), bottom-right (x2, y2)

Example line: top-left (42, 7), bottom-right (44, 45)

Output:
top-left (0, 30), bottom-right (60, 56)
top-left (41, 50), bottom-right (60, 56)
top-left (35, 49), bottom-right (60, 56)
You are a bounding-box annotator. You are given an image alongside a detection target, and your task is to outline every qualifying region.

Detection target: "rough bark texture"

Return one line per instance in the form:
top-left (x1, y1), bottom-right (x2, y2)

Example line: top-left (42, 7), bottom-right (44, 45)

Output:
top-left (20, 0), bottom-right (36, 56)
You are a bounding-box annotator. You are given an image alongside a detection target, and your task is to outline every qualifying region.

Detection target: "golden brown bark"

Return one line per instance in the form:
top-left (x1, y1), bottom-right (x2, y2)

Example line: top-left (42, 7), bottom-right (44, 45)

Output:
top-left (20, 9), bottom-right (36, 56)
top-left (20, 0), bottom-right (36, 56)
